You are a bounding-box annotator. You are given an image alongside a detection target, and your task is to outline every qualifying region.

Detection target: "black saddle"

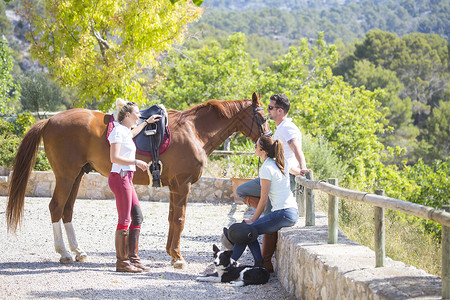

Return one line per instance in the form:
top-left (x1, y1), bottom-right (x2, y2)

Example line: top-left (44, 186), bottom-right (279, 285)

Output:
top-left (133, 104), bottom-right (169, 187)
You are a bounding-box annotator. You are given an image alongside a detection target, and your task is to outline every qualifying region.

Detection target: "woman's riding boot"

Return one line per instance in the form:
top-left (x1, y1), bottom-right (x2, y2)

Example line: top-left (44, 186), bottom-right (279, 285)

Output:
top-left (262, 232), bottom-right (278, 273)
top-left (244, 196), bottom-right (260, 209)
top-left (115, 229), bottom-right (142, 273)
top-left (128, 228), bottom-right (150, 271)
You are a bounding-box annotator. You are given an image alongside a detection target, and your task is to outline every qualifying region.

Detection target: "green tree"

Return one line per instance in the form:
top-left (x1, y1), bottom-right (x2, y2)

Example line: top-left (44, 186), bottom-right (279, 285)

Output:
top-left (344, 59), bottom-right (419, 163)
top-left (19, 71), bottom-right (72, 117)
top-left (0, 36), bottom-right (20, 114)
top-left (336, 30), bottom-right (449, 164)
top-left (352, 31), bottom-right (449, 118)
top-left (0, 1), bottom-right (13, 36)
top-left (22, 0), bottom-right (202, 110)
top-left (421, 100), bottom-right (450, 163)
top-left (153, 32), bottom-right (262, 110)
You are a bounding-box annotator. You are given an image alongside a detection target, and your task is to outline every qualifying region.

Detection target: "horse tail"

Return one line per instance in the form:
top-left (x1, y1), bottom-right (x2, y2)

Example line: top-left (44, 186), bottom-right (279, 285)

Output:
top-left (7, 119), bottom-right (49, 233)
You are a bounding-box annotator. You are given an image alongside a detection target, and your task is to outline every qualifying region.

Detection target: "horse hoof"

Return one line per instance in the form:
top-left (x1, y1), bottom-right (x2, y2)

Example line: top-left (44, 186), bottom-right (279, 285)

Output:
top-left (60, 256), bottom-right (74, 264)
top-left (76, 253), bottom-right (88, 262)
top-left (172, 260), bottom-right (186, 269)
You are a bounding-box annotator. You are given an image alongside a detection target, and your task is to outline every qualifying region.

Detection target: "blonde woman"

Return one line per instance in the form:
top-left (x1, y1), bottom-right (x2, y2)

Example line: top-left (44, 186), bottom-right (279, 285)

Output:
top-left (108, 99), bottom-right (161, 273)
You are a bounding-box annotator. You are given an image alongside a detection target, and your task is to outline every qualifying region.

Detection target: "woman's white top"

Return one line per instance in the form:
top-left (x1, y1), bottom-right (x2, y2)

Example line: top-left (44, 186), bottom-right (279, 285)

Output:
top-left (107, 122), bottom-right (136, 173)
top-left (259, 158), bottom-right (297, 211)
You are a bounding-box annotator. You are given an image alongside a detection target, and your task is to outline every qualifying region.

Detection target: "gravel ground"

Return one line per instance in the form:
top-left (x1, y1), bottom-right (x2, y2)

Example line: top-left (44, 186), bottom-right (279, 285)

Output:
top-left (0, 196), bottom-right (293, 300)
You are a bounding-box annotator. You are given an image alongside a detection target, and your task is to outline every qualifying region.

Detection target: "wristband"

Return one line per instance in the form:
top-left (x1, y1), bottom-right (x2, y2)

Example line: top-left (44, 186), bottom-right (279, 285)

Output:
top-left (145, 119), bottom-right (149, 124)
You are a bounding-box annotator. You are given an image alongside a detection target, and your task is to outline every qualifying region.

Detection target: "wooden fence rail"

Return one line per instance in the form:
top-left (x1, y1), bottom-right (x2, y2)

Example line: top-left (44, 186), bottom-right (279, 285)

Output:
top-left (295, 173), bottom-right (450, 299)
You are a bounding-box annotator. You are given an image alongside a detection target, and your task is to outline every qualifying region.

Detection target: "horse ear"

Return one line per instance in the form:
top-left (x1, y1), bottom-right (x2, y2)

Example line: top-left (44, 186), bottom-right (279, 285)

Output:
top-left (252, 92), bottom-right (261, 106)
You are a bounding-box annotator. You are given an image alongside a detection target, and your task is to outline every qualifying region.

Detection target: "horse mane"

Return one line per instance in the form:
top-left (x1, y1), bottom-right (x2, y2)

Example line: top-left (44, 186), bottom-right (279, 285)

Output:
top-left (176, 99), bottom-right (251, 125)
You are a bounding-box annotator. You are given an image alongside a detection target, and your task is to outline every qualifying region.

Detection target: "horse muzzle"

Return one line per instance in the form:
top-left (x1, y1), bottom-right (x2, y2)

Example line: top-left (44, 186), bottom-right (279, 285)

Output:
top-left (263, 130), bottom-right (273, 137)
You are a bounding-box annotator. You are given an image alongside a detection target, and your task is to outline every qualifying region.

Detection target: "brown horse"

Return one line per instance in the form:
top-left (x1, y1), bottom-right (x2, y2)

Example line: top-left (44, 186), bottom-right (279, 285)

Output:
top-left (7, 92), bottom-right (271, 268)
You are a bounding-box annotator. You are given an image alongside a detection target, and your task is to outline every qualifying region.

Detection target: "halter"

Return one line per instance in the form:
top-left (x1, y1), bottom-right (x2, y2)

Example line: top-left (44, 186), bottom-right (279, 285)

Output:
top-left (249, 104), bottom-right (273, 137)
top-left (249, 103), bottom-right (273, 176)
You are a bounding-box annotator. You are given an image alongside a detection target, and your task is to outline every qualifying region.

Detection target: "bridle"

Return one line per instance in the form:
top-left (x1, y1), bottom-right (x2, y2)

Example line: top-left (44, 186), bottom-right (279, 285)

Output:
top-left (249, 104), bottom-right (273, 138)
top-left (249, 103), bottom-right (272, 175)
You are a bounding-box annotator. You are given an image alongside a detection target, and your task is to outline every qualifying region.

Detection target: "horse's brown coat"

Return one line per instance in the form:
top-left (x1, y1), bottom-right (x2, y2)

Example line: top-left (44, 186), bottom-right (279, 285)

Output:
top-left (7, 93), bottom-right (270, 264)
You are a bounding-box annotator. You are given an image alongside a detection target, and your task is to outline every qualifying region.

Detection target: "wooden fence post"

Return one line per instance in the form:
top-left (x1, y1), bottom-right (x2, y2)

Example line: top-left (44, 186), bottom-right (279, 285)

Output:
top-left (305, 171), bottom-right (315, 226)
top-left (374, 189), bottom-right (385, 267)
top-left (442, 205), bottom-right (450, 299)
top-left (296, 178), bottom-right (306, 217)
top-left (328, 178), bottom-right (338, 244)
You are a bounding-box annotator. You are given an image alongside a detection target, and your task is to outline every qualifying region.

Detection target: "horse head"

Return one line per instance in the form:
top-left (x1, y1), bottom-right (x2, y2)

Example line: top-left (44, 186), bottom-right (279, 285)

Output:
top-left (241, 92), bottom-right (272, 141)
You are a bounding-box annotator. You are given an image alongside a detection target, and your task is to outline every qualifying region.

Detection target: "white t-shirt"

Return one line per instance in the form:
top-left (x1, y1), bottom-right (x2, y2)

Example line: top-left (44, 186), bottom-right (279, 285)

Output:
top-left (259, 158), bottom-right (297, 211)
top-left (274, 118), bottom-right (302, 172)
top-left (107, 122), bottom-right (136, 173)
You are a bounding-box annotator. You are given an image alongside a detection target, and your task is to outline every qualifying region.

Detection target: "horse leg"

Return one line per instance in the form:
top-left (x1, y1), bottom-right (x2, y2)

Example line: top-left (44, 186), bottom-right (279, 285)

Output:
top-left (52, 220), bottom-right (73, 264)
top-left (166, 183), bottom-right (190, 269)
top-left (49, 177), bottom-right (78, 264)
top-left (63, 170), bottom-right (88, 262)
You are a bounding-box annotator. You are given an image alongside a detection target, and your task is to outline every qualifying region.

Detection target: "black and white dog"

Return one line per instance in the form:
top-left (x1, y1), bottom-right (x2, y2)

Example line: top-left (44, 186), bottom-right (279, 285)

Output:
top-left (196, 244), bottom-right (270, 287)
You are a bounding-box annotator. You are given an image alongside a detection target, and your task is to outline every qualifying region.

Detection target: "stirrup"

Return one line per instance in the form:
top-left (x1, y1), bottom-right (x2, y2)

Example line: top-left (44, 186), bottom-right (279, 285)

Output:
top-left (144, 129), bottom-right (157, 136)
top-left (150, 162), bottom-right (161, 187)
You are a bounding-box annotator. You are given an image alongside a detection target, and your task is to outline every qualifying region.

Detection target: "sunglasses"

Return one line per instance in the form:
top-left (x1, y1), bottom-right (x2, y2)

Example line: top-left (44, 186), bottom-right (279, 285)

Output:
top-left (268, 105), bottom-right (281, 110)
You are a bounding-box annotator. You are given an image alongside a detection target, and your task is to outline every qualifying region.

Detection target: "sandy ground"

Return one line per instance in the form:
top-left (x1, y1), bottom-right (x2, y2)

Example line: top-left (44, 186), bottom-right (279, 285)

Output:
top-left (0, 196), bottom-right (293, 300)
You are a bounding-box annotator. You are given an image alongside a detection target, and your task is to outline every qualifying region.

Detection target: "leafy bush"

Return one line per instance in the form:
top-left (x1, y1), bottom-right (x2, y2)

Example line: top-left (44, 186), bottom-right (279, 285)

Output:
top-left (34, 150), bottom-right (51, 171)
top-left (0, 134), bottom-right (20, 167)
top-left (404, 159), bottom-right (450, 241)
top-left (228, 139), bottom-right (260, 178)
top-left (0, 117), bottom-right (14, 135)
top-left (13, 112), bottom-right (35, 136)
top-left (0, 115), bottom-right (51, 170)
top-left (302, 134), bottom-right (347, 182)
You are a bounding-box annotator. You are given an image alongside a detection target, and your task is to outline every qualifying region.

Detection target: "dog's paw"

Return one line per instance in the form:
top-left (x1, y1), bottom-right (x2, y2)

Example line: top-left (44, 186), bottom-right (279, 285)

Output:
top-left (229, 281), bottom-right (245, 287)
top-left (196, 276), bottom-right (221, 283)
top-left (196, 276), bottom-right (206, 281)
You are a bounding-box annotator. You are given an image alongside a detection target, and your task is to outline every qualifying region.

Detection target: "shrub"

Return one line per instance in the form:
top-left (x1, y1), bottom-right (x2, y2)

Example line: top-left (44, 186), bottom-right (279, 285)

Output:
top-left (13, 112), bottom-right (35, 136)
top-left (0, 134), bottom-right (19, 167)
top-left (302, 134), bottom-right (348, 182)
top-left (0, 115), bottom-right (51, 171)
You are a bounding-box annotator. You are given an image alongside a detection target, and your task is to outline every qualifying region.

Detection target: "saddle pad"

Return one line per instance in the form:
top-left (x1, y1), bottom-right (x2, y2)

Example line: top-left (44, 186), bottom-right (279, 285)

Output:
top-left (106, 114), bottom-right (171, 158)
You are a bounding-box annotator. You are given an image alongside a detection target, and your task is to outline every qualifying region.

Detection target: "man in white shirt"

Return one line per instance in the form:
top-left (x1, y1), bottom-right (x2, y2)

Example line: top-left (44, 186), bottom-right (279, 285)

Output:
top-left (269, 94), bottom-right (309, 179)
top-left (235, 93), bottom-right (310, 272)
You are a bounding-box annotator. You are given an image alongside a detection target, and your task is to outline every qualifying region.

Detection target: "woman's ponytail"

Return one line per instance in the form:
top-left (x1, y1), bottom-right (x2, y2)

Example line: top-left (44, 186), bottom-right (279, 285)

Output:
top-left (273, 140), bottom-right (285, 175)
top-left (259, 136), bottom-right (286, 174)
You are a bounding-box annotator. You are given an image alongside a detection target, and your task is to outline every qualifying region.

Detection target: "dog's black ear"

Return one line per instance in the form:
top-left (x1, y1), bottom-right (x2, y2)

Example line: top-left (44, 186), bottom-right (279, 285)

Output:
top-left (224, 250), bottom-right (233, 258)
top-left (213, 244), bottom-right (220, 253)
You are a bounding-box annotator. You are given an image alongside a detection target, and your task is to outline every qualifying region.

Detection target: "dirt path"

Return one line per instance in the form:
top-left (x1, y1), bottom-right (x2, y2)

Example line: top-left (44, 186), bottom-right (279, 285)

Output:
top-left (0, 197), bottom-right (293, 299)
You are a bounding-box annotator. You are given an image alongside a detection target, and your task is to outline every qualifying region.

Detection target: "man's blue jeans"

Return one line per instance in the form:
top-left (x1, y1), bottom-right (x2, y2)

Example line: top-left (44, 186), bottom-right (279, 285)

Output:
top-left (231, 207), bottom-right (298, 261)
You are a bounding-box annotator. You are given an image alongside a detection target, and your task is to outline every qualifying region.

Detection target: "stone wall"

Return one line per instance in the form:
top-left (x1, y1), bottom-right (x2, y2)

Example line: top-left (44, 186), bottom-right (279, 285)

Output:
top-left (275, 215), bottom-right (441, 300)
top-left (0, 169), bottom-right (234, 202)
